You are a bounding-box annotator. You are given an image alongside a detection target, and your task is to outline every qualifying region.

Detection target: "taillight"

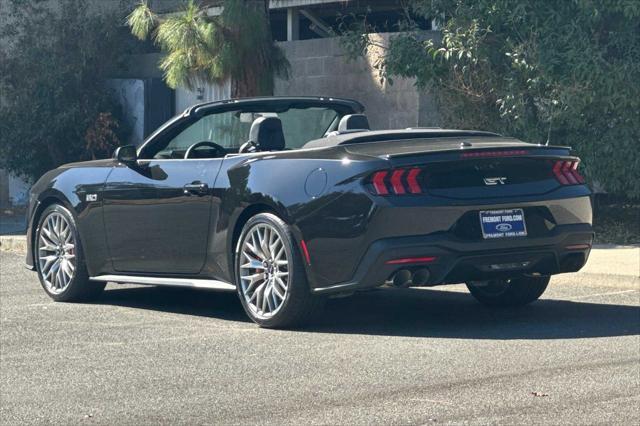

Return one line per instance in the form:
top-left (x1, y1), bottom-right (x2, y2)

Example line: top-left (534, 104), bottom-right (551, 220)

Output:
top-left (367, 167), bottom-right (423, 195)
top-left (552, 160), bottom-right (585, 185)
top-left (371, 171), bottom-right (389, 195)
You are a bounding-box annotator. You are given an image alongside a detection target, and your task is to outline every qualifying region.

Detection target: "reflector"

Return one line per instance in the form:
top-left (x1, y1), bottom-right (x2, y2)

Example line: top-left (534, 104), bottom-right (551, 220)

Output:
top-left (386, 256), bottom-right (437, 265)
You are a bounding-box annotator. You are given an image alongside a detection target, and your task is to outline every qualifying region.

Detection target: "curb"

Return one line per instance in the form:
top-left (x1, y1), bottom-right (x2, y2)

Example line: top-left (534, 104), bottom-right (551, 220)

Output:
top-left (0, 235), bottom-right (27, 253)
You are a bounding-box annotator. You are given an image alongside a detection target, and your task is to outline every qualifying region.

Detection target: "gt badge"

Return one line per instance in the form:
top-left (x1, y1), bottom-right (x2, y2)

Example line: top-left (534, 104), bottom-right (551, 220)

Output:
top-left (483, 177), bottom-right (507, 185)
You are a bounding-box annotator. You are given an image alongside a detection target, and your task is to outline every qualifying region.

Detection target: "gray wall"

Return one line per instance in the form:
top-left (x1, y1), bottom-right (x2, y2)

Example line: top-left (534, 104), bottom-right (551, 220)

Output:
top-left (274, 33), bottom-right (441, 130)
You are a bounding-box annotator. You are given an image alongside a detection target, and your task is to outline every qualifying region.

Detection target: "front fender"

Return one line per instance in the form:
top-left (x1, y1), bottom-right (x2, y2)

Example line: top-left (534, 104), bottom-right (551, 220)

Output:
top-left (26, 163), bottom-right (114, 275)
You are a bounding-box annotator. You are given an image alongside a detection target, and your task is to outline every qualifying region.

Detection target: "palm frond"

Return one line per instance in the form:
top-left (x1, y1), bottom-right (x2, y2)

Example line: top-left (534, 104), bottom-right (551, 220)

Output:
top-left (128, 0), bottom-right (289, 95)
top-left (127, 1), bottom-right (158, 40)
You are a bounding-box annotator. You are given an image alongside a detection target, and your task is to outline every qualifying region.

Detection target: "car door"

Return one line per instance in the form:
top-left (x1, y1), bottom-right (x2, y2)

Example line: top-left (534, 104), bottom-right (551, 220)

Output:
top-left (101, 113), bottom-right (232, 275)
top-left (102, 159), bottom-right (221, 274)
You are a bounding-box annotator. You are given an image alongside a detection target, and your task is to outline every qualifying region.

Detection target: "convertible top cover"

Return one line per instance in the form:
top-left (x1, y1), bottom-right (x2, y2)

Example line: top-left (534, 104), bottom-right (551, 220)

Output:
top-left (303, 129), bottom-right (501, 149)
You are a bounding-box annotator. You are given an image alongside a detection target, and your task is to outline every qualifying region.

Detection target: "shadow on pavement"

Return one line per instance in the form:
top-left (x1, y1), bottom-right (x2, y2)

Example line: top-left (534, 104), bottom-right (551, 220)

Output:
top-left (98, 286), bottom-right (251, 324)
top-left (97, 285), bottom-right (640, 339)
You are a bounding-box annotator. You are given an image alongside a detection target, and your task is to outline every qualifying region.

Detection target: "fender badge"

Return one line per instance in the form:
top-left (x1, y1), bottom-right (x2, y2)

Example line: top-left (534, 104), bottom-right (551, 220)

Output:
top-left (86, 194), bottom-right (98, 202)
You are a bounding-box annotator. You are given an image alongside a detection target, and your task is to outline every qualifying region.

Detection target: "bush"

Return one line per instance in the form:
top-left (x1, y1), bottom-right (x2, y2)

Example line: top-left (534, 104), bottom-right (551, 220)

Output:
top-left (0, 0), bottom-right (130, 182)
top-left (341, 0), bottom-right (640, 198)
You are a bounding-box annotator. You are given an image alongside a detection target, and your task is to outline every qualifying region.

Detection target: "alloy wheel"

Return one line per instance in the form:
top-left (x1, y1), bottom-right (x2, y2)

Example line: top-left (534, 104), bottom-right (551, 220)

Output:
top-left (239, 223), bottom-right (290, 319)
top-left (37, 212), bottom-right (76, 294)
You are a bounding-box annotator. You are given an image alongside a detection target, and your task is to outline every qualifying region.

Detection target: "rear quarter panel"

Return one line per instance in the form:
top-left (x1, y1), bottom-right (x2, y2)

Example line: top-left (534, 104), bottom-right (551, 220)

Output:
top-left (208, 147), bottom-right (387, 286)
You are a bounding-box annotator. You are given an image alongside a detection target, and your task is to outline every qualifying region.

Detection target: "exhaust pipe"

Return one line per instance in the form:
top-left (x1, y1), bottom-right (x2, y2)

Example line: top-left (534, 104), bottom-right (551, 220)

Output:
top-left (560, 253), bottom-right (585, 273)
top-left (411, 268), bottom-right (431, 286)
top-left (392, 269), bottom-right (412, 287)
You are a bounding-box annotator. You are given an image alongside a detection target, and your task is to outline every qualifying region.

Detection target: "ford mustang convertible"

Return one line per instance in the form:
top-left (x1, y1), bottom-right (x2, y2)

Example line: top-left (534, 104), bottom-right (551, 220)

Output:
top-left (25, 96), bottom-right (593, 327)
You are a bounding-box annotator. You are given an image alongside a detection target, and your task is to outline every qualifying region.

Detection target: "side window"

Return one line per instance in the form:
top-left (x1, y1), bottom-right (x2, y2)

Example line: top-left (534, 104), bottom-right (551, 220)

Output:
top-left (153, 111), bottom-right (251, 159)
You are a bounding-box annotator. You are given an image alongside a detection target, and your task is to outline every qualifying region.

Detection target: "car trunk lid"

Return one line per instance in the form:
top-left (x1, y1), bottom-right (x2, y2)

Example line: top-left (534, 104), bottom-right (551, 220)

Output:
top-left (350, 137), bottom-right (580, 199)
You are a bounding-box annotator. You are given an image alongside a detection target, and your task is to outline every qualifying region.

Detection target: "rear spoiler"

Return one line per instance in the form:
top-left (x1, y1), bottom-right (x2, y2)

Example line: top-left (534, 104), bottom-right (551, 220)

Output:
top-left (336, 130), bottom-right (501, 146)
top-left (386, 145), bottom-right (573, 160)
top-left (304, 129), bottom-right (501, 149)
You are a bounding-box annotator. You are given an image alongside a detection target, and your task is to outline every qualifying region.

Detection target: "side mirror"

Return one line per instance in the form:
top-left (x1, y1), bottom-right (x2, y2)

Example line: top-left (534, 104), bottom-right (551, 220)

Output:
top-left (114, 145), bottom-right (137, 165)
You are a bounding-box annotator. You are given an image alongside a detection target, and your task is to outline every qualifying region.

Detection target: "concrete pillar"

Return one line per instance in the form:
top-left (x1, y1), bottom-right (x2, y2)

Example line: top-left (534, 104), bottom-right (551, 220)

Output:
top-left (287, 7), bottom-right (300, 41)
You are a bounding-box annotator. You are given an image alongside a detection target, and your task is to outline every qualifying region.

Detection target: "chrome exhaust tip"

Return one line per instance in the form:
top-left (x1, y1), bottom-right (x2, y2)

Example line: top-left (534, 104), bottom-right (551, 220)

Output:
top-left (392, 269), bottom-right (412, 287)
top-left (411, 268), bottom-right (431, 286)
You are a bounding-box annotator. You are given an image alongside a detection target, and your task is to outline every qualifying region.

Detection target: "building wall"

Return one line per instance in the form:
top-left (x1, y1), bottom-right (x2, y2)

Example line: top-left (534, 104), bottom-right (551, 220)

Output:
top-left (274, 33), bottom-right (441, 130)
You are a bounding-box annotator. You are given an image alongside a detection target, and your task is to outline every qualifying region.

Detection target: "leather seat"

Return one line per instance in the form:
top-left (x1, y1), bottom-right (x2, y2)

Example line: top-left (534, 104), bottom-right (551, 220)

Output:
top-left (239, 116), bottom-right (286, 153)
top-left (338, 114), bottom-right (370, 132)
top-left (325, 114), bottom-right (371, 137)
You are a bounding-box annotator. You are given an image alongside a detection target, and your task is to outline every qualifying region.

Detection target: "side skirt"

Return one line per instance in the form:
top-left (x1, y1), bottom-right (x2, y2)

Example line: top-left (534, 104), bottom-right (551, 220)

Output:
top-left (90, 275), bottom-right (236, 291)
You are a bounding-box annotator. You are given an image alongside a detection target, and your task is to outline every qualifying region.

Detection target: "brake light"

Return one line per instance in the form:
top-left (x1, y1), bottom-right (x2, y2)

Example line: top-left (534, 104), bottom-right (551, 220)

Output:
top-left (552, 160), bottom-right (585, 185)
top-left (390, 169), bottom-right (405, 194)
top-left (372, 171), bottom-right (389, 195)
top-left (406, 168), bottom-right (422, 194)
top-left (367, 167), bottom-right (423, 195)
top-left (460, 149), bottom-right (528, 158)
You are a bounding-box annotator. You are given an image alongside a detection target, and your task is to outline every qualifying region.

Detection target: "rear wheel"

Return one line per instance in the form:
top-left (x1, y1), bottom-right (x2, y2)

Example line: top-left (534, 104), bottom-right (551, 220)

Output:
top-left (35, 204), bottom-right (105, 302)
top-left (466, 276), bottom-right (550, 307)
top-left (235, 213), bottom-right (323, 328)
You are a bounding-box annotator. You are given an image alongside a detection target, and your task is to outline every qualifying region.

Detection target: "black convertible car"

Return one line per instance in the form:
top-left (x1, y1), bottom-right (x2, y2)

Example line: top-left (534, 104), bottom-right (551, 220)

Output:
top-left (26, 96), bottom-right (593, 327)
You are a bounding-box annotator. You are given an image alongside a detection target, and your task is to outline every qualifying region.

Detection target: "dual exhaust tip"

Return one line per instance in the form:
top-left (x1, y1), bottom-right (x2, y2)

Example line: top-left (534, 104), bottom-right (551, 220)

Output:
top-left (391, 268), bottom-right (431, 288)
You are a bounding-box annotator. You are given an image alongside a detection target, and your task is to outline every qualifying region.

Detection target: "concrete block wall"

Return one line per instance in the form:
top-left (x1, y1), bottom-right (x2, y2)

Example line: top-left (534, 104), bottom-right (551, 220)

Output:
top-left (275, 33), bottom-right (441, 130)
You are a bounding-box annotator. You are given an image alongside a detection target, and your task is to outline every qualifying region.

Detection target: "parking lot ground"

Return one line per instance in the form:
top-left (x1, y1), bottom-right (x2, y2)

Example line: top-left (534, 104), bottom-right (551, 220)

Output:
top-left (1, 251), bottom-right (639, 425)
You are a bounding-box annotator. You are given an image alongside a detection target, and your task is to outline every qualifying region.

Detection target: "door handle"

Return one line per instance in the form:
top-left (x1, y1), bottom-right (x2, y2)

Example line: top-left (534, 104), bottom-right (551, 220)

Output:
top-left (183, 182), bottom-right (209, 196)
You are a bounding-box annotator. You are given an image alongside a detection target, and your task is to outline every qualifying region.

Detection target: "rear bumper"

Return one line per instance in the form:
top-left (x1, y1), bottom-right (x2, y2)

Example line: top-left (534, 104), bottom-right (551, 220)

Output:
top-left (311, 223), bottom-right (593, 294)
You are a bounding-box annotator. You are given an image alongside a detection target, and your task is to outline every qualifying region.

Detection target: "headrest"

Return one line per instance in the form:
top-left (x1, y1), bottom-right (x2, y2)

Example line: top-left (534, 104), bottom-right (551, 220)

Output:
top-left (249, 116), bottom-right (285, 151)
top-left (338, 114), bottom-right (370, 132)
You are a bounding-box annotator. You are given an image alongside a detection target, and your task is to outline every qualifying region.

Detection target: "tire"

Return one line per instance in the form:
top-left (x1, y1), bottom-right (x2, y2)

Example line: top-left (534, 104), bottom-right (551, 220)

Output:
top-left (34, 204), bottom-right (105, 302)
top-left (234, 213), bottom-right (323, 328)
top-left (465, 276), bottom-right (550, 307)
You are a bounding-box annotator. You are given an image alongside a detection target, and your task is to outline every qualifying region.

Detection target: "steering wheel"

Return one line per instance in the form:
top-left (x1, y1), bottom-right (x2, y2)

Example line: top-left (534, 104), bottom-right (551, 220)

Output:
top-left (184, 141), bottom-right (226, 159)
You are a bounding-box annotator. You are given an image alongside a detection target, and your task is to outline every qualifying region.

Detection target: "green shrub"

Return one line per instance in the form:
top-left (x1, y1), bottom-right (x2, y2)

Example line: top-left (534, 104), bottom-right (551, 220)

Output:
top-left (342, 0), bottom-right (640, 198)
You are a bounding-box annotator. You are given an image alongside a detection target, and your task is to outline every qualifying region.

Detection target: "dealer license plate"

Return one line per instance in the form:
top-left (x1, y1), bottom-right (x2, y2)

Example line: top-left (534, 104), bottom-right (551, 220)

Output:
top-left (479, 208), bottom-right (527, 239)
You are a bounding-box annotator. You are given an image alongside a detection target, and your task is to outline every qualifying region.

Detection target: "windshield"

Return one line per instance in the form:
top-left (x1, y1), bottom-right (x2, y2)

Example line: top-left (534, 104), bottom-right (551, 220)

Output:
top-left (153, 107), bottom-right (339, 159)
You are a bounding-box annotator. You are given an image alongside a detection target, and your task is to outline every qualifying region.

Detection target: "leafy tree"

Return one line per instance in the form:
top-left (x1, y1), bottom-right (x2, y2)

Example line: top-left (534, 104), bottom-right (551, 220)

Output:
top-left (341, 0), bottom-right (640, 198)
top-left (127, 0), bottom-right (290, 97)
top-left (0, 0), bottom-right (130, 182)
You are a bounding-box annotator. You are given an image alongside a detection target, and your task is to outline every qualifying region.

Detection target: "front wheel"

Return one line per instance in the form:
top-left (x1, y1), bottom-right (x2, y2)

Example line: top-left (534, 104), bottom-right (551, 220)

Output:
top-left (35, 204), bottom-right (105, 302)
top-left (466, 276), bottom-right (550, 307)
top-left (235, 213), bottom-right (323, 328)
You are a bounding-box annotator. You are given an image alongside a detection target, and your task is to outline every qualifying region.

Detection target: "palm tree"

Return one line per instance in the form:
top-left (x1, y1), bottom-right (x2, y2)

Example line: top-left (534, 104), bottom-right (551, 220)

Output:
top-left (127, 0), bottom-right (289, 98)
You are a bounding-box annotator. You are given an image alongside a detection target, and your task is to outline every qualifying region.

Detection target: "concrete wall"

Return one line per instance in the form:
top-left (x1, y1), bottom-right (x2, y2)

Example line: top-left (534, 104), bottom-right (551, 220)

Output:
top-left (274, 33), bottom-right (441, 130)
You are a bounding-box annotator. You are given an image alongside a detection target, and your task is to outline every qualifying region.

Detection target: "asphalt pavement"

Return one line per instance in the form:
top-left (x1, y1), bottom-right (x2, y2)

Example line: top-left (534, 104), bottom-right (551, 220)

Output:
top-left (1, 251), bottom-right (638, 425)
